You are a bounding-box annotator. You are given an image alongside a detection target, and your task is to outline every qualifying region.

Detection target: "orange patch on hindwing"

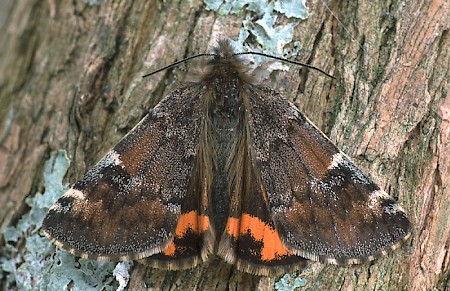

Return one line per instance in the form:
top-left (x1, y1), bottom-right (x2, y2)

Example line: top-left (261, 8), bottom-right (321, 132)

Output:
top-left (175, 211), bottom-right (209, 235)
top-left (163, 242), bottom-right (176, 256)
top-left (162, 211), bottom-right (209, 256)
top-left (226, 214), bottom-right (290, 261)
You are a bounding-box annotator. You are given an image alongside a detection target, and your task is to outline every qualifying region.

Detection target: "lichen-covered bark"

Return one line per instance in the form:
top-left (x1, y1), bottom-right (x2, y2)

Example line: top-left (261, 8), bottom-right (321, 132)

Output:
top-left (0, 0), bottom-right (448, 290)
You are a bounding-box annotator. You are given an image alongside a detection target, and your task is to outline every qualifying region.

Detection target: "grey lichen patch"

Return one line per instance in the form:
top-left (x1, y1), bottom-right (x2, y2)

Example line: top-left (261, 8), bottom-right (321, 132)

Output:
top-left (204, 0), bottom-right (309, 67)
top-left (0, 151), bottom-right (127, 290)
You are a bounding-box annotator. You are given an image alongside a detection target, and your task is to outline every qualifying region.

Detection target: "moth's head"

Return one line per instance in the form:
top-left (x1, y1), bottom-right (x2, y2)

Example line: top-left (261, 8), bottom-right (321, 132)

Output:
top-left (196, 39), bottom-right (254, 84)
top-left (212, 39), bottom-right (236, 61)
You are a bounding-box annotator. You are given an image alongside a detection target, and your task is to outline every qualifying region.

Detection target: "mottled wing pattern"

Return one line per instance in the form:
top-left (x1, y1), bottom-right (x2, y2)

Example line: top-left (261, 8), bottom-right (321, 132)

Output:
top-left (245, 86), bottom-right (411, 264)
top-left (42, 85), bottom-right (212, 265)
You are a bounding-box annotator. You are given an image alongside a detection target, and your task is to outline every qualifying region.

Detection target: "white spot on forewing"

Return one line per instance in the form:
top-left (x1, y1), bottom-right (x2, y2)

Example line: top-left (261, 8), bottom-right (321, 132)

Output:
top-left (64, 188), bottom-right (85, 200)
top-left (370, 189), bottom-right (391, 200)
top-left (328, 152), bottom-right (372, 185)
top-left (383, 203), bottom-right (405, 215)
top-left (328, 153), bottom-right (344, 170)
top-left (105, 150), bottom-right (123, 167)
top-left (49, 188), bottom-right (88, 214)
top-left (49, 202), bottom-right (64, 212)
top-left (368, 190), bottom-right (405, 215)
top-left (368, 190), bottom-right (389, 210)
top-left (83, 150), bottom-right (124, 183)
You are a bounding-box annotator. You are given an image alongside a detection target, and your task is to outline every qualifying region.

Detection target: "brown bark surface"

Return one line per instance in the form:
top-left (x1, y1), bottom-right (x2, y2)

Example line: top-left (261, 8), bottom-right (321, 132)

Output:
top-left (0, 0), bottom-right (448, 290)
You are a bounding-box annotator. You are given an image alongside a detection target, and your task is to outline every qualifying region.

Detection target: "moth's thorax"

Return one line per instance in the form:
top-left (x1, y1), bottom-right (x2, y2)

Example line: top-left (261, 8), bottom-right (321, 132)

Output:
top-left (204, 58), bottom-right (246, 116)
top-left (213, 75), bottom-right (241, 112)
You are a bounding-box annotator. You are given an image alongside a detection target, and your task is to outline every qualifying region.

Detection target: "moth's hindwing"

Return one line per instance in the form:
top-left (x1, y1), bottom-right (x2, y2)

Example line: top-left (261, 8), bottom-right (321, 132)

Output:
top-left (218, 179), bottom-right (307, 276)
top-left (42, 85), bottom-right (212, 265)
top-left (245, 86), bottom-right (411, 265)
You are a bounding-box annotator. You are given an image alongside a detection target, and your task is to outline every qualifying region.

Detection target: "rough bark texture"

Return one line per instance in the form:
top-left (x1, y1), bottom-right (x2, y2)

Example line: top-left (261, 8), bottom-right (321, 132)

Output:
top-left (0, 0), bottom-right (448, 290)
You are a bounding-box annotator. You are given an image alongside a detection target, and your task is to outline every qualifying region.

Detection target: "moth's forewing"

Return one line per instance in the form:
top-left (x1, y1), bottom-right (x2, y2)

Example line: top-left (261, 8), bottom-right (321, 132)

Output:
top-left (245, 86), bottom-right (411, 264)
top-left (42, 85), bottom-right (208, 261)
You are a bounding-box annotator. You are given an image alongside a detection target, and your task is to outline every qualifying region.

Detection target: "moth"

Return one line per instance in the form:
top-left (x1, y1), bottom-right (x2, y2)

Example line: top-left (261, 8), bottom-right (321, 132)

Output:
top-left (42, 39), bottom-right (411, 276)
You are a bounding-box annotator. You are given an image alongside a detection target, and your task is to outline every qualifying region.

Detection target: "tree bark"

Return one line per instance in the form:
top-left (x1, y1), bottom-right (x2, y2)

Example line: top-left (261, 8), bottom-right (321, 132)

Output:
top-left (0, 0), bottom-right (448, 290)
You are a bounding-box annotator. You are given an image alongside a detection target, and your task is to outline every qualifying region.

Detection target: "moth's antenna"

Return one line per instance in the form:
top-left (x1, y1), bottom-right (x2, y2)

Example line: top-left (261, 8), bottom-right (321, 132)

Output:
top-left (319, 0), bottom-right (365, 51)
top-left (237, 51), bottom-right (336, 80)
top-left (143, 53), bottom-right (216, 78)
top-left (143, 51), bottom-right (335, 80)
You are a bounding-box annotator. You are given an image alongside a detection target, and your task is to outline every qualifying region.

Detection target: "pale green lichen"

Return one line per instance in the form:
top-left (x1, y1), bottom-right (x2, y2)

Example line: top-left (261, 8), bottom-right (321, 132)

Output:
top-left (205, 0), bottom-right (309, 56)
top-left (1, 151), bottom-right (128, 290)
top-left (274, 0), bottom-right (309, 19)
top-left (275, 273), bottom-right (307, 290)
